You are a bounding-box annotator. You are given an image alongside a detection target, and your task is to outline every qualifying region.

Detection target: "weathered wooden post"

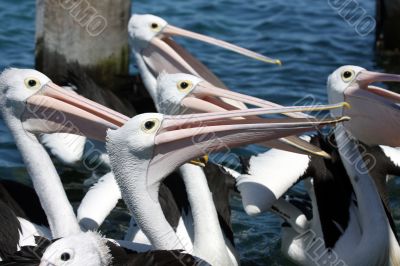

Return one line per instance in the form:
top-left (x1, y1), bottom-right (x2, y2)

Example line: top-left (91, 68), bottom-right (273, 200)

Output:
top-left (35, 0), bottom-right (131, 91)
top-left (376, 0), bottom-right (400, 53)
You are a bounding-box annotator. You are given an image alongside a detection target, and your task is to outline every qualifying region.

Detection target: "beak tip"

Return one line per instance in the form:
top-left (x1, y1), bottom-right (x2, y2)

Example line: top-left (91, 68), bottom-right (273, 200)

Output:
top-left (338, 116), bottom-right (351, 123)
top-left (320, 152), bottom-right (332, 160)
top-left (343, 102), bottom-right (351, 109)
top-left (316, 151), bottom-right (332, 159)
top-left (276, 60), bottom-right (282, 66)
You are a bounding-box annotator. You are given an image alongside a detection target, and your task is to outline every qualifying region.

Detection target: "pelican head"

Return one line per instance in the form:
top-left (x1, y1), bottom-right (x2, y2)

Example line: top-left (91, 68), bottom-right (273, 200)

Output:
top-left (128, 14), bottom-right (281, 65)
top-left (0, 69), bottom-right (51, 112)
top-left (156, 72), bottom-right (203, 114)
top-left (39, 232), bottom-right (111, 266)
top-left (128, 14), bottom-right (168, 51)
top-left (327, 65), bottom-right (400, 146)
top-left (0, 68), bottom-right (129, 141)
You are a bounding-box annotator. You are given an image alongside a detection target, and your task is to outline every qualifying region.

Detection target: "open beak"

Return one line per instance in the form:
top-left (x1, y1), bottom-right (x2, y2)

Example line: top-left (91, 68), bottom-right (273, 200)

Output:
top-left (21, 82), bottom-right (129, 141)
top-left (343, 71), bottom-right (400, 146)
top-left (148, 107), bottom-right (350, 180)
top-left (179, 81), bottom-right (349, 158)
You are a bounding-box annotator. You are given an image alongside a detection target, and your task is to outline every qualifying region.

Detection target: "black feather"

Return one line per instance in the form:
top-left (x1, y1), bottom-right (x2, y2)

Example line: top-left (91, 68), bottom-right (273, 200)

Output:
top-left (0, 200), bottom-right (21, 260)
top-left (239, 156), bottom-right (251, 175)
top-left (308, 134), bottom-right (353, 249)
top-left (0, 181), bottom-right (48, 227)
top-left (0, 236), bottom-right (53, 266)
top-left (107, 241), bottom-right (209, 266)
top-left (301, 134), bottom-right (398, 249)
top-left (160, 171), bottom-right (190, 230)
top-left (203, 163), bottom-right (236, 245)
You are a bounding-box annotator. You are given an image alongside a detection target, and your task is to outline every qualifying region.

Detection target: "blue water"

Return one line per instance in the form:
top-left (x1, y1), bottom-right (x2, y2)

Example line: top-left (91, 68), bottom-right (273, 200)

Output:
top-left (1, 0), bottom-right (399, 265)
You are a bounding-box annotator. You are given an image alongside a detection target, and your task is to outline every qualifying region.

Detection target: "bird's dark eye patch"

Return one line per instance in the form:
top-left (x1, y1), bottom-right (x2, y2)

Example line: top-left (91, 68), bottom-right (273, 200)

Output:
top-left (144, 120), bottom-right (156, 130)
top-left (60, 252), bottom-right (71, 261)
top-left (28, 80), bottom-right (37, 87)
top-left (151, 23), bottom-right (159, 29)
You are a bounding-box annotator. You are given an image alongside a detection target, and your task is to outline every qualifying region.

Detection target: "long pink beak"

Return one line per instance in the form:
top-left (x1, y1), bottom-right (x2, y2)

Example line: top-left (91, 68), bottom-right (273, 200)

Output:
top-left (343, 71), bottom-right (400, 146)
top-left (148, 108), bottom-right (349, 180)
top-left (22, 82), bottom-right (129, 141)
top-left (182, 80), bottom-right (348, 118)
top-left (161, 25), bottom-right (281, 65)
top-left (176, 80), bottom-right (349, 158)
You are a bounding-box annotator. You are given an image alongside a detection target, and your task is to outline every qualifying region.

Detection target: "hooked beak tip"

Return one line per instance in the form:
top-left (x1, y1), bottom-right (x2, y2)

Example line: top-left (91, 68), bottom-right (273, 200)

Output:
top-left (259, 58), bottom-right (282, 66)
top-left (317, 151), bottom-right (332, 159)
top-left (342, 102), bottom-right (351, 109)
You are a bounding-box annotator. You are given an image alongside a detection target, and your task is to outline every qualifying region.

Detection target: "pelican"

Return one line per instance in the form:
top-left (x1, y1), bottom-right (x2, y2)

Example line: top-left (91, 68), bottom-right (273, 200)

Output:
top-left (129, 14), bottom-right (331, 158)
top-left (0, 68), bottom-right (128, 254)
top-left (232, 66), bottom-right (400, 265)
top-left (105, 107), bottom-right (347, 265)
top-left (0, 68), bottom-right (205, 265)
top-left (325, 66), bottom-right (400, 264)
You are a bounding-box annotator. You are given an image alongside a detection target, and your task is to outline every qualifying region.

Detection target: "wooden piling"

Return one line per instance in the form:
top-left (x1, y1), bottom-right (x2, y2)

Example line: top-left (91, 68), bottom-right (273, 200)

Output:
top-left (376, 0), bottom-right (400, 53)
top-left (35, 0), bottom-right (131, 91)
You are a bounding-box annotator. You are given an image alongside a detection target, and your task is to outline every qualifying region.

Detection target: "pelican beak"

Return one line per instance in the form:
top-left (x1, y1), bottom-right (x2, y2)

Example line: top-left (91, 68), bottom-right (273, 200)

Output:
top-left (178, 81), bottom-right (349, 159)
top-left (343, 71), bottom-right (400, 146)
top-left (21, 82), bottom-right (129, 141)
top-left (148, 107), bottom-right (350, 179)
top-left (181, 81), bottom-right (349, 118)
top-left (142, 24), bottom-right (281, 78)
top-left (159, 25), bottom-right (281, 65)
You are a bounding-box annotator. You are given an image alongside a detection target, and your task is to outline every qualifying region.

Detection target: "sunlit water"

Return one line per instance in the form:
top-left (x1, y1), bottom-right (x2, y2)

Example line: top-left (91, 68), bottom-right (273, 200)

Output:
top-left (0, 0), bottom-right (398, 265)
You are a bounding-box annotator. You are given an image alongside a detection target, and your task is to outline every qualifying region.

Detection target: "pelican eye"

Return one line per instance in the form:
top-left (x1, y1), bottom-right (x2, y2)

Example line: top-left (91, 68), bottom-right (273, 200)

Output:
top-left (341, 70), bottom-right (355, 82)
top-left (177, 80), bottom-right (193, 91)
top-left (145, 121), bottom-right (155, 129)
top-left (141, 119), bottom-right (160, 133)
top-left (24, 77), bottom-right (41, 90)
top-left (60, 252), bottom-right (71, 261)
top-left (150, 22), bottom-right (161, 32)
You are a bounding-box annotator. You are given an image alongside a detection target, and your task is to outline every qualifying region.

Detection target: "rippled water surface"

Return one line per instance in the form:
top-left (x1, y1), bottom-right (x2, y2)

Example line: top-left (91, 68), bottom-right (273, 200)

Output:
top-left (0, 0), bottom-right (398, 265)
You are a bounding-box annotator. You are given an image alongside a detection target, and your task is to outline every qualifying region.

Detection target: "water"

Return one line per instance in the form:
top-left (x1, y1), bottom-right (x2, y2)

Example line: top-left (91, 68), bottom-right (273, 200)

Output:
top-left (0, 0), bottom-right (399, 265)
